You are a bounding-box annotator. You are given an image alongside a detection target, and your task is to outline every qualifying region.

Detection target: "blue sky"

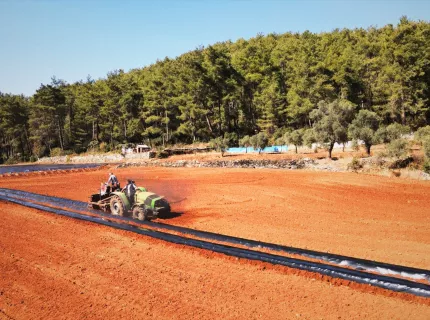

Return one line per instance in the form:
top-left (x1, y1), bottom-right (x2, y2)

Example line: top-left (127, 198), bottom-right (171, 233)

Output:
top-left (0, 0), bottom-right (429, 96)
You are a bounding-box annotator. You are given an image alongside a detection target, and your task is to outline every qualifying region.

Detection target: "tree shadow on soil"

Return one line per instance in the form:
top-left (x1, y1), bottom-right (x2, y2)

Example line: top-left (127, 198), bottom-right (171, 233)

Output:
top-left (317, 156), bottom-right (339, 160)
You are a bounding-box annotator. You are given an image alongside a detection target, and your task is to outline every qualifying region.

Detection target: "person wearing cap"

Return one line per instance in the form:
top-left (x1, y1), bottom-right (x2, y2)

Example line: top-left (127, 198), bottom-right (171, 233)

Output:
top-left (107, 172), bottom-right (120, 191)
top-left (125, 179), bottom-right (137, 204)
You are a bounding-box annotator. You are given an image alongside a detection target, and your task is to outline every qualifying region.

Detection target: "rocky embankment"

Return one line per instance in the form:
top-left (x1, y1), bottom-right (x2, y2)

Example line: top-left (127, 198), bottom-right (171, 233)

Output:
top-left (118, 158), bottom-right (316, 170)
top-left (33, 153), bottom-right (430, 180)
top-left (37, 154), bottom-right (124, 164)
top-left (0, 166), bottom-right (106, 178)
top-left (117, 157), bottom-right (430, 180)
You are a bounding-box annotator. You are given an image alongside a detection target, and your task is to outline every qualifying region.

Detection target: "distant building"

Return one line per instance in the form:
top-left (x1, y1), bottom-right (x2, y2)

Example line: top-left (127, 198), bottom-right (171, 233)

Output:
top-left (135, 144), bottom-right (151, 153)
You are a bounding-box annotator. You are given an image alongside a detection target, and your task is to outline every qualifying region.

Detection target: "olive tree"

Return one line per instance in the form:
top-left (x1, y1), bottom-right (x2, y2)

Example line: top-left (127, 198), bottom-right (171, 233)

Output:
top-left (348, 110), bottom-right (381, 156)
top-left (209, 137), bottom-right (229, 157)
top-left (302, 128), bottom-right (317, 151)
top-left (239, 135), bottom-right (251, 153)
top-left (377, 123), bottom-right (410, 143)
top-left (284, 129), bottom-right (304, 154)
top-left (250, 132), bottom-right (269, 154)
top-left (309, 99), bottom-right (355, 159)
top-left (387, 139), bottom-right (409, 159)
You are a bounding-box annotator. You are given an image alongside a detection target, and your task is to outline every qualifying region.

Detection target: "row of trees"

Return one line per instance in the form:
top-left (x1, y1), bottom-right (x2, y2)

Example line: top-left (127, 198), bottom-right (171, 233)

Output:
top-left (1, 17), bottom-right (429, 163)
top-left (216, 99), bottom-right (430, 159)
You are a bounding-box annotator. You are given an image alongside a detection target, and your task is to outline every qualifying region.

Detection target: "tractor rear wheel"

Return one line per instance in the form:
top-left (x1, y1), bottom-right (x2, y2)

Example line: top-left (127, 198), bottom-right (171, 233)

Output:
top-left (110, 196), bottom-right (125, 216)
top-left (132, 206), bottom-right (146, 221)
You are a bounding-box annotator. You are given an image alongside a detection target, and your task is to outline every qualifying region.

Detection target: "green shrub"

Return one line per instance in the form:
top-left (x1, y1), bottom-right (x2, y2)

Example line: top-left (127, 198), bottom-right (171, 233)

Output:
top-left (377, 123), bottom-right (410, 143)
top-left (374, 154), bottom-right (387, 167)
top-left (32, 142), bottom-right (47, 158)
top-left (423, 137), bottom-right (430, 159)
top-left (4, 157), bottom-right (19, 165)
top-left (99, 142), bottom-right (108, 152)
top-left (156, 150), bottom-right (170, 159)
top-left (63, 150), bottom-right (74, 156)
top-left (50, 147), bottom-right (63, 157)
top-left (423, 160), bottom-right (430, 174)
top-left (415, 126), bottom-right (430, 142)
top-left (376, 150), bottom-right (388, 158)
top-left (387, 139), bottom-right (408, 159)
top-left (87, 140), bottom-right (99, 152)
top-left (347, 157), bottom-right (362, 171)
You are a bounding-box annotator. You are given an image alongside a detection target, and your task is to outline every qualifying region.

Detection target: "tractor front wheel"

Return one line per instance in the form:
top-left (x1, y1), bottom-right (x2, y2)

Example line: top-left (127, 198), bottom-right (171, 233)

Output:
top-left (110, 196), bottom-right (125, 216)
top-left (132, 206), bottom-right (146, 221)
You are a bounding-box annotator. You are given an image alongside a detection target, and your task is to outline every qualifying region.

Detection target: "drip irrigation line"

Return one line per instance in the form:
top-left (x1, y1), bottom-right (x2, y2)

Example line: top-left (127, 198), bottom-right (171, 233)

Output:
top-left (1, 194), bottom-right (430, 298)
top-left (0, 188), bottom-right (429, 283)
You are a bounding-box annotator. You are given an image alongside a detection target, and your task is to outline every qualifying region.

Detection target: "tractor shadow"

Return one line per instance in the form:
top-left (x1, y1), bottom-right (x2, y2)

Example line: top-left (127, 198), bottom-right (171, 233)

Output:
top-left (157, 211), bottom-right (184, 220)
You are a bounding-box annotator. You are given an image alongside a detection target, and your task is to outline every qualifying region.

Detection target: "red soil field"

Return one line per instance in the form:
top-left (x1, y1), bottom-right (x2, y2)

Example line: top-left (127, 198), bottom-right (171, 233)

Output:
top-left (1, 167), bottom-right (429, 319)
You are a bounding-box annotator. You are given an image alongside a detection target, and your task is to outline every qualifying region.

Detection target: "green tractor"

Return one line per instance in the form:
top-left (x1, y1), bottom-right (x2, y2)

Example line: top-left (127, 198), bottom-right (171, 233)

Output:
top-left (88, 184), bottom-right (171, 221)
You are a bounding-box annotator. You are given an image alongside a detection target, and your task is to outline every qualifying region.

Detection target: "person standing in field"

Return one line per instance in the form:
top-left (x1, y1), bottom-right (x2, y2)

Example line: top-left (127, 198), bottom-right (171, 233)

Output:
top-left (125, 179), bottom-right (137, 204)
